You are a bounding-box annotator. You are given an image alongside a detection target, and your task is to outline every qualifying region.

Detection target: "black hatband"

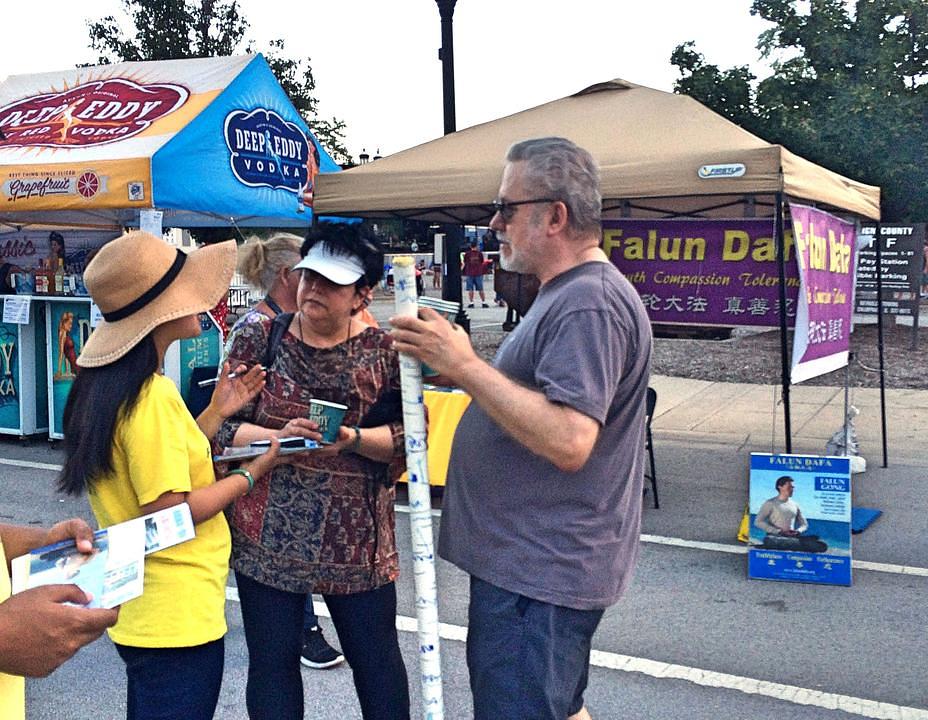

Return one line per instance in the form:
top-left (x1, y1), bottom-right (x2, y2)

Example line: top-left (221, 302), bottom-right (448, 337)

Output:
top-left (102, 249), bottom-right (187, 322)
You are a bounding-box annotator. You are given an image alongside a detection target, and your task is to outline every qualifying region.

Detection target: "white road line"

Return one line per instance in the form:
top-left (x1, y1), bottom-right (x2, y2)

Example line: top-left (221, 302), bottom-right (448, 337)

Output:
top-left (224, 587), bottom-right (928, 720)
top-left (0, 457), bottom-right (63, 472)
top-left (1, 460), bottom-right (922, 579)
top-left (638, 532), bottom-right (928, 577)
top-left (394, 505), bottom-right (928, 578)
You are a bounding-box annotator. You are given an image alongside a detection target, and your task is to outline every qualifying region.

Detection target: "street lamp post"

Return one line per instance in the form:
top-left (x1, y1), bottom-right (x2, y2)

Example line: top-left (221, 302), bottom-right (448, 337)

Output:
top-left (436, 0), bottom-right (457, 135)
top-left (434, 0), bottom-right (467, 330)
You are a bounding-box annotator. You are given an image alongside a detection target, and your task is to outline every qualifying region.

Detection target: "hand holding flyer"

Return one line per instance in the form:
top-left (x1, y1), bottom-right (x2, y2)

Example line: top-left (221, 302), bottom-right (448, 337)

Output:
top-left (12, 504), bottom-right (197, 609)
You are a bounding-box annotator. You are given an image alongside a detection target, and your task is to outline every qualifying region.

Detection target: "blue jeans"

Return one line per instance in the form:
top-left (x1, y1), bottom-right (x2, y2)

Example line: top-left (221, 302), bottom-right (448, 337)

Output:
top-left (114, 638), bottom-right (224, 720)
top-left (235, 572), bottom-right (410, 720)
top-left (465, 274), bottom-right (484, 291)
top-left (466, 576), bottom-right (604, 720)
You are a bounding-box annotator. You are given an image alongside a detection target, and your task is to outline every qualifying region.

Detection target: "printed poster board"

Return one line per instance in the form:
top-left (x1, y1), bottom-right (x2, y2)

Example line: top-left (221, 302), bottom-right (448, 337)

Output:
top-left (748, 453), bottom-right (852, 586)
top-left (854, 224), bottom-right (925, 317)
top-left (48, 301), bottom-right (93, 438)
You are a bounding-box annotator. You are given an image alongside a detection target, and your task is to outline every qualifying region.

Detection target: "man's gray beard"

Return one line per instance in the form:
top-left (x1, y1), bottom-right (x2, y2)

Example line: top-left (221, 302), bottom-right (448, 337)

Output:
top-left (498, 239), bottom-right (519, 273)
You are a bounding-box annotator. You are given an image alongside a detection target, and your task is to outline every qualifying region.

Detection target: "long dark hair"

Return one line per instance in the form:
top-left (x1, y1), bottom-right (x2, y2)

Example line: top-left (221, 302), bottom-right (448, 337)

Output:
top-left (58, 335), bottom-right (160, 496)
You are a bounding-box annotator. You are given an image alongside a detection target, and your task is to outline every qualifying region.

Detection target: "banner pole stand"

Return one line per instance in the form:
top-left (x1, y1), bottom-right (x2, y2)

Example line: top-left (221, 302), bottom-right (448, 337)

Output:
top-left (774, 190), bottom-right (792, 453)
top-left (874, 223), bottom-right (889, 467)
top-left (392, 256), bottom-right (445, 720)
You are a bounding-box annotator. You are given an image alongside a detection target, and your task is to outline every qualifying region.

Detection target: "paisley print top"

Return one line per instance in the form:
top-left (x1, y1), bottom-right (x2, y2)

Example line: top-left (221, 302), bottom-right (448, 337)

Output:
top-left (217, 318), bottom-right (405, 595)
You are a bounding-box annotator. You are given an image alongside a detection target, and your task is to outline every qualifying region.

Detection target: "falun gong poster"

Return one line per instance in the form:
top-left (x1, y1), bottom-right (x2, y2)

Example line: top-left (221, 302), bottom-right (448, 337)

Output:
top-left (748, 453), bottom-right (852, 586)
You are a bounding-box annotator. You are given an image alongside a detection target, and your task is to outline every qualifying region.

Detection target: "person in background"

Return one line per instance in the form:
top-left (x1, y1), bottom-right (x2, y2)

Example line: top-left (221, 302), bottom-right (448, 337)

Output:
top-left (228, 232), bottom-right (345, 669)
top-left (431, 259), bottom-right (442, 289)
top-left (463, 240), bottom-right (488, 307)
top-left (228, 234), bottom-right (302, 349)
top-left (0, 519), bottom-right (119, 720)
top-left (58, 230), bottom-right (282, 720)
top-left (218, 225), bottom-right (410, 720)
top-left (415, 259), bottom-right (426, 296)
top-left (392, 137), bottom-right (652, 720)
top-left (48, 231), bottom-right (66, 268)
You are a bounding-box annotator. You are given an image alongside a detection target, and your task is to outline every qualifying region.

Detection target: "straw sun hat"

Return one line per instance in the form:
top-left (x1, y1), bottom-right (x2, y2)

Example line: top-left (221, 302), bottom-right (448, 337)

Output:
top-left (77, 231), bottom-right (237, 368)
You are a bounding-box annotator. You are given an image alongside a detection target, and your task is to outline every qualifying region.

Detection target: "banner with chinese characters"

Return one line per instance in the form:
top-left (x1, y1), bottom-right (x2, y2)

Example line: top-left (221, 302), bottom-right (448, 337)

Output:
top-left (787, 204), bottom-right (856, 384)
top-left (602, 219), bottom-right (799, 326)
top-left (748, 453), bottom-right (852, 586)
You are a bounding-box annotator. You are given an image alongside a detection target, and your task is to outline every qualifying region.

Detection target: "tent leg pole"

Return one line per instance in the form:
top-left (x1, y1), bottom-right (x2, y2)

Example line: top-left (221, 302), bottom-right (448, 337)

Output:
top-left (874, 222), bottom-right (888, 467)
top-left (775, 191), bottom-right (792, 453)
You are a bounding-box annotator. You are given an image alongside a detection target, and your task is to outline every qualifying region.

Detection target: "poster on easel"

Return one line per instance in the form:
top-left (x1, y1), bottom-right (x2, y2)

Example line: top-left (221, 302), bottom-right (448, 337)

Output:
top-left (48, 301), bottom-right (93, 438)
top-left (748, 453), bottom-right (852, 586)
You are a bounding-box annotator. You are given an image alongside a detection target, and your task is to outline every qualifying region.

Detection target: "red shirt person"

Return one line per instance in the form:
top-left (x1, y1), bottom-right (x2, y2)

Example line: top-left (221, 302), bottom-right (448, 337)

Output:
top-left (462, 241), bottom-right (488, 307)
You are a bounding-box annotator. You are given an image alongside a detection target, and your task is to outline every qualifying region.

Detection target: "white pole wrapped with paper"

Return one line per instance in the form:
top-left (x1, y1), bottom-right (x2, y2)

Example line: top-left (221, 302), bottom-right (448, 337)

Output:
top-left (392, 256), bottom-right (444, 719)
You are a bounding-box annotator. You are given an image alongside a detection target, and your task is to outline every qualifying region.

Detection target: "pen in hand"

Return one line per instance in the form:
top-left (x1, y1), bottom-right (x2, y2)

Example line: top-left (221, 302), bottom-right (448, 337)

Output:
top-left (196, 369), bottom-right (258, 388)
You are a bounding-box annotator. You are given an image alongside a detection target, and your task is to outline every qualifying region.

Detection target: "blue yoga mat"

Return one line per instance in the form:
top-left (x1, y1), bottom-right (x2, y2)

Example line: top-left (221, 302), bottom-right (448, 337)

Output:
top-left (851, 507), bottom-right (882, 534)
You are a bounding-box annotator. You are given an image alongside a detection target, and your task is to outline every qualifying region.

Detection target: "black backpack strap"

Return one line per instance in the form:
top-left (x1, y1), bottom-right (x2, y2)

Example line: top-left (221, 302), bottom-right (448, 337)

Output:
top-left (263, 312), bottom-right (293, 370)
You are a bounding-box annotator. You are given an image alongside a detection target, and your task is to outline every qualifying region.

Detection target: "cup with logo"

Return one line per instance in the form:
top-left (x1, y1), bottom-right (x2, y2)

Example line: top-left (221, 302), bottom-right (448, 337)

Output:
top-left (308, 399), bottom-right (348, 444)
top-left (416, 296), bottom-right (461, 377)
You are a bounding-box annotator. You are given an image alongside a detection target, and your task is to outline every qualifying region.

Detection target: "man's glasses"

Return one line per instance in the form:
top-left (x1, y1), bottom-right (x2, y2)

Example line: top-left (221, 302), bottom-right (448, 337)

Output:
top-left (491, 198), bottom-right (560, 223)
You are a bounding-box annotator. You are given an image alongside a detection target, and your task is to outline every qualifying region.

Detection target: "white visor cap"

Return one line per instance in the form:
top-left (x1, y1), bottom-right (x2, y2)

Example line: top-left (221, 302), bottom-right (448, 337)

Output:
top-left (293, 243), bottom-right (367, 286)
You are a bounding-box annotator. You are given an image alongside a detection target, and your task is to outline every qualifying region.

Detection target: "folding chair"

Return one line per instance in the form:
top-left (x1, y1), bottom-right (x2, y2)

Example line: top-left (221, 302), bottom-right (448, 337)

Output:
top-left (644, 386), bottom-right (659, 509)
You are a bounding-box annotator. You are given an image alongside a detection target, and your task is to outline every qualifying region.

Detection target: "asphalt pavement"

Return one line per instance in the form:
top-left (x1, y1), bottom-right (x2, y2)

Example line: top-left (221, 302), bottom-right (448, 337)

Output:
top-left (6, 287), bottom-right (928, 719)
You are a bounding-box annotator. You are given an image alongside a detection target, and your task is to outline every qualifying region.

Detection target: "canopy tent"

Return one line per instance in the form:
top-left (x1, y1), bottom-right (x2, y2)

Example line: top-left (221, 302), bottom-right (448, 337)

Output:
top-left (0, 54), bottom-right (339, 229)
top-left (314, 78), bottom-right (886, 460)
top-left (314, 79), bottom-right (879, 223)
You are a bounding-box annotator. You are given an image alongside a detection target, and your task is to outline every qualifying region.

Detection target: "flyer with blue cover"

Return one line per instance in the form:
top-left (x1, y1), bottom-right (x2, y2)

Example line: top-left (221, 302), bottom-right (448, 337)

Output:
top-left (748, 453), bottom-right (852, 586)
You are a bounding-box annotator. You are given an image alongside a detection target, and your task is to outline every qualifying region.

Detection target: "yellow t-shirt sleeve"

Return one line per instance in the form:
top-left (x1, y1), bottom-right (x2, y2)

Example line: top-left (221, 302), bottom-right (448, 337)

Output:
top-left (119, 377), bottom-right (194, 506)
top-left (0, 539), bottom-right (25, 720)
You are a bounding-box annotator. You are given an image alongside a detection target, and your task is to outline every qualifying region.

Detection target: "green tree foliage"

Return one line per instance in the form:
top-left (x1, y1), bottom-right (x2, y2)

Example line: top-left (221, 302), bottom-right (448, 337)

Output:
top-left (672, 0), bottom-right (928, 221)
top-left (87, 0), bottom-right (350, 164)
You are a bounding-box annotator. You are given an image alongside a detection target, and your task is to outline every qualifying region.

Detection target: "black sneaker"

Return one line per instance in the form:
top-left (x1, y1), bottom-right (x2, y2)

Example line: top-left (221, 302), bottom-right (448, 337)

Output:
top-left (481, 303), bottom-right (489, 308)
top-left (300, 625), bottom-right (344, 669)
top-left (467, 303), bottom-right (475, 308)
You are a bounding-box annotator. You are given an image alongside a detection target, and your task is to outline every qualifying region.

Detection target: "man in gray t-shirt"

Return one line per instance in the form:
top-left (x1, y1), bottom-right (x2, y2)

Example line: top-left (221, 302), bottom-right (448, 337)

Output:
top-left (392, 137), bottom-right (652, 720)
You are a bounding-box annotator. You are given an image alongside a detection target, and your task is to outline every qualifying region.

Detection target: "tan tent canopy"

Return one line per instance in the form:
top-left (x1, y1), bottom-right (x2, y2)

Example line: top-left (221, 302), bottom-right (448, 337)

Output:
top-left (315, 79), bottom-right (879, 223)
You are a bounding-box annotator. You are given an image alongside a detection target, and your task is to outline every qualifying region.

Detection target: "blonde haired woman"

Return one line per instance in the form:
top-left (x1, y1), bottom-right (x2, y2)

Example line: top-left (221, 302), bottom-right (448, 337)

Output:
top-left (229, 234), bottom-right (303, 348)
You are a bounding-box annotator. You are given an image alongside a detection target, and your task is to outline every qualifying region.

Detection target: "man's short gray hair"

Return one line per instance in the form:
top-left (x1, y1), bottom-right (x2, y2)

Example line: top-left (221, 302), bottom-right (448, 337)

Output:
top-left (505, 137), bottom-right (601, 235)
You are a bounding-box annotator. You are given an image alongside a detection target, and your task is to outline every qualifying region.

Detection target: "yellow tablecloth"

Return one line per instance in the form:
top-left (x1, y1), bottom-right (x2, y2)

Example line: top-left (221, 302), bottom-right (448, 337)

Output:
top-left (399, 390), bottom-right (471, 487)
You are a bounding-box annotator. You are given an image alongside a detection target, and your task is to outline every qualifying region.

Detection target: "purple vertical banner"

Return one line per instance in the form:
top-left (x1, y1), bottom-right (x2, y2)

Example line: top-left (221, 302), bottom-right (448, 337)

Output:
top-left (787, 203), bottom-right (856, 384)
top-left (602, 219), bottom-right (798, 327)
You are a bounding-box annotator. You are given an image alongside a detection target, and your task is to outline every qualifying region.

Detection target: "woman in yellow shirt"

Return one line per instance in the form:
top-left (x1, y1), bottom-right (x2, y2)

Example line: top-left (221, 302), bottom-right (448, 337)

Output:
top-left (58, 231), bottom-right (279, 720)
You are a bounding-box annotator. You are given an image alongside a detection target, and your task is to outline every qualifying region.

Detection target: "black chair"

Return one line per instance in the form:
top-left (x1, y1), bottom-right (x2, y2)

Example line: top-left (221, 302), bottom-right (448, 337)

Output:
top-left (644, 387), bottom-right (659, 509)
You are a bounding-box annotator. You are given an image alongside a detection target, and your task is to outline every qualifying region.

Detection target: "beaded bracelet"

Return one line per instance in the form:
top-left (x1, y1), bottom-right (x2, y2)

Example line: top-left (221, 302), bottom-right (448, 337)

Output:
top-left (225, 468), bottom-right (255, 493)
top-left (349, 425), bottom-right (362, 453)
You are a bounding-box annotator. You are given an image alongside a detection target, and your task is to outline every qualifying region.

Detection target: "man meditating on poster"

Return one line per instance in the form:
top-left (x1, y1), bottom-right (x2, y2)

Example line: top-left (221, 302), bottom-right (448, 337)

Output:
top-left (755, 476), bottom-right (827, 553)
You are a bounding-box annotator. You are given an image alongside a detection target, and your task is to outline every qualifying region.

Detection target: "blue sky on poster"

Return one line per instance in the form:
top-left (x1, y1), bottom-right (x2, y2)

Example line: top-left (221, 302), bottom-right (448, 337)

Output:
top-left (1, 1), bottom-right (774, 160)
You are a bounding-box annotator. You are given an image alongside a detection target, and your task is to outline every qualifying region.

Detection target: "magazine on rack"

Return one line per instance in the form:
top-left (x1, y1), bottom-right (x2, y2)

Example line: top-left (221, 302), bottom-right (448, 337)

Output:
top-left (11, 504), bottom-right (196, 609)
